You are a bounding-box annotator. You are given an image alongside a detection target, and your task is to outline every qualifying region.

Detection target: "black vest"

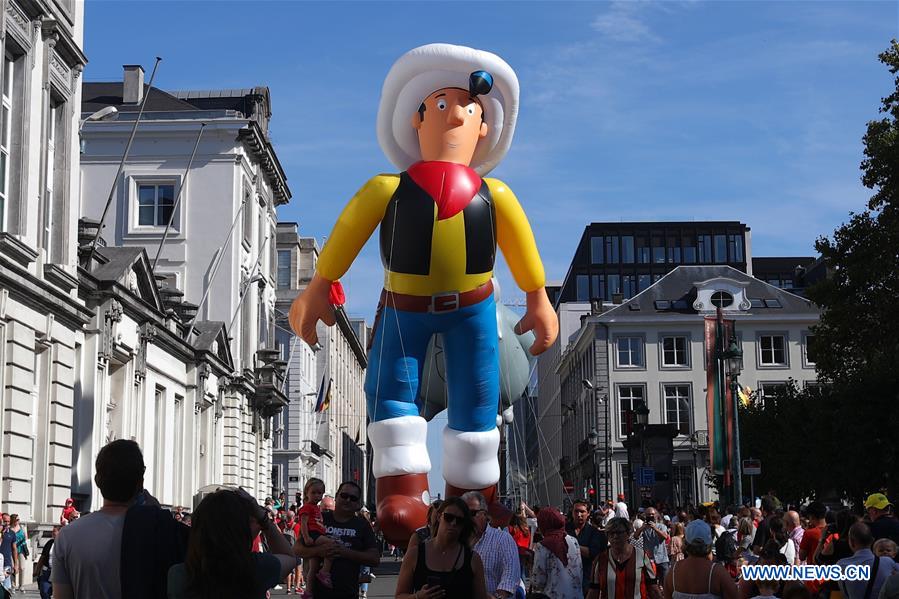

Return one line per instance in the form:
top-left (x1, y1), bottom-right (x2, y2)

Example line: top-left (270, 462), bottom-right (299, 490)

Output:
top-left (379, 171), bottom-right (497, 277)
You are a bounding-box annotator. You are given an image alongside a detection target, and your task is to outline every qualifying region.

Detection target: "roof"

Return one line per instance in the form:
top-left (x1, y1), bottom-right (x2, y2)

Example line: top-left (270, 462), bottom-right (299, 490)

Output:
top-left (82, 83), bottom-right (198, 114)
top-left (170, 87), bottom-right (271, 119)
top-left (599, 265), bottom-right (818, 319)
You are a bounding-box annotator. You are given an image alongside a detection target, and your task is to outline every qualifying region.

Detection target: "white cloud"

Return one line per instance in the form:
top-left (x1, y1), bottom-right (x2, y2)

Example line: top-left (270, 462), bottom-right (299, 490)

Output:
top-left (591, 1), bottom-right (661, 44)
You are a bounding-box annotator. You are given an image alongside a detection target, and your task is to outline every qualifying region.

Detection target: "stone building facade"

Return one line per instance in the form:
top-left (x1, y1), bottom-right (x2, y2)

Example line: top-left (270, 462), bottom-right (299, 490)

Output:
top-left (0, 0), bottom-right (90, 534)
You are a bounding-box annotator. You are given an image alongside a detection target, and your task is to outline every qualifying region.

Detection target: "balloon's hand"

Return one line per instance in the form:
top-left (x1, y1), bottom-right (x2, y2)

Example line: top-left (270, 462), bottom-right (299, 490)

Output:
top-left (288, 274), bottom-right (337, 346)
top-left (514, 288), bottom-right (559, 356)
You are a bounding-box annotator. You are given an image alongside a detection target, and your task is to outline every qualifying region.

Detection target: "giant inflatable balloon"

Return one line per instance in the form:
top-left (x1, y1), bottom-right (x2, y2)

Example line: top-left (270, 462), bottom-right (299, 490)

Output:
top-left (289, 43), bottom-right (559, 545)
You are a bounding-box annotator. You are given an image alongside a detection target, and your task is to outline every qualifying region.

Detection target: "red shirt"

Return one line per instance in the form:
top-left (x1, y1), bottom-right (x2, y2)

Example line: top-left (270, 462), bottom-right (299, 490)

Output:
top-left (297, 503), bottom-right (326, 535)
top-left (509, 526), bottom-right (531, 553)
top-left (592, 548), bottom-right (657, 599)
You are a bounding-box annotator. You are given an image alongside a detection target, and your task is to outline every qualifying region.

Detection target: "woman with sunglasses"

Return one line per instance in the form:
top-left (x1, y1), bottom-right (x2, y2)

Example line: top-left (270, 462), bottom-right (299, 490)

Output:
top-left (395, 497), bottom-right (489, 599)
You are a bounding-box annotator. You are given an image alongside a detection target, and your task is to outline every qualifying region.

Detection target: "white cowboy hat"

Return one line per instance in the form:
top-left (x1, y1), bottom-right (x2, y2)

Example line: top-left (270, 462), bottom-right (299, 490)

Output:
top-left (377, 43), bottom-right (519, 177)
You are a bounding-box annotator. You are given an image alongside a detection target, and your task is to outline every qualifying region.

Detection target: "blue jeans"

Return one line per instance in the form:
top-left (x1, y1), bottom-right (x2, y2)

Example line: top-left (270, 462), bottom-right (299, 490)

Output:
top-left (38, 574), bottom-right (53, 599)
top-left (365, 294), bottom-right (499, 432)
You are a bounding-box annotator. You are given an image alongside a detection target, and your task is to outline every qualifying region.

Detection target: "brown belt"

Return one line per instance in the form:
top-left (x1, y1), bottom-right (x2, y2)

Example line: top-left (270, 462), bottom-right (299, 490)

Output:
top-left (380, 280), bottom-right (493, 313)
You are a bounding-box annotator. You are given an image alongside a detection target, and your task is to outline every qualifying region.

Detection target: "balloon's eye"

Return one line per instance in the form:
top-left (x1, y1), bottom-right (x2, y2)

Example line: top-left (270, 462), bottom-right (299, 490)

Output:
top-left (467, 105), bottom-right (476, 116)
top-left (436, 99), bottom-right (447, 111)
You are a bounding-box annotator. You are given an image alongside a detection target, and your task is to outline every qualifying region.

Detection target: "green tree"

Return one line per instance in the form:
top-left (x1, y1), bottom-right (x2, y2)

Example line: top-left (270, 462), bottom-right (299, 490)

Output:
top-left (740, 41), bottom-right (899, 502)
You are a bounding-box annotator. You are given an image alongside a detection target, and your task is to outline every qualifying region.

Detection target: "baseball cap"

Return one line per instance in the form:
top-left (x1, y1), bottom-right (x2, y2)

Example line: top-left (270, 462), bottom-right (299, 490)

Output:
top-left (685, 520), bottom-right (713, 545)
top-left (865, 493), bottom-right (892, 510)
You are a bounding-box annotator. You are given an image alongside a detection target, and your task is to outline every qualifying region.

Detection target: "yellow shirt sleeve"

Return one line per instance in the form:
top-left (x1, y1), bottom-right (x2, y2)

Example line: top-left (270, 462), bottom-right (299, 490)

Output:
top-left (315, 174), bottom-right (400, 282)
top-left (486, 178), bottom-right (546, 293)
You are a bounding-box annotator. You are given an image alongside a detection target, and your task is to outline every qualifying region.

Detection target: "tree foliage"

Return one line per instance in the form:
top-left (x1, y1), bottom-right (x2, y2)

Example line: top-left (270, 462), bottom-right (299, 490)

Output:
top-left (740, 41), bottom-right (899, 503)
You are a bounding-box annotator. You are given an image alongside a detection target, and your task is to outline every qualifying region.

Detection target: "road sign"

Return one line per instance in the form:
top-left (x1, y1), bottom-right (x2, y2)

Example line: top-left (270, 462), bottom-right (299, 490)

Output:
top-left (743, 459), bottom-right (761, 476)
top-left (638, 467), bottom-right (656, 486)
top-left (563, 481), bottom-right (575, 493)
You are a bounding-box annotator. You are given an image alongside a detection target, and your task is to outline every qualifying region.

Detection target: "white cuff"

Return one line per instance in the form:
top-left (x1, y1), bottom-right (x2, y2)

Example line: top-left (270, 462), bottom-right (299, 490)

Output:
top-left (368, 416), bottom-right (431, 477)
top-left (442, 426), bottom-right (500, 489)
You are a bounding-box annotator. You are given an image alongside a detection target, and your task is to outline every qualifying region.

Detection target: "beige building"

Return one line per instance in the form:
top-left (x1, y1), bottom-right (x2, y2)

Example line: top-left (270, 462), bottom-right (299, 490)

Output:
top-left (556, 265), bottom-right (820, 507)
top-left (274, 223), bottom-right (369, 504)
top-left (0, 0), bottom-right (90, 532)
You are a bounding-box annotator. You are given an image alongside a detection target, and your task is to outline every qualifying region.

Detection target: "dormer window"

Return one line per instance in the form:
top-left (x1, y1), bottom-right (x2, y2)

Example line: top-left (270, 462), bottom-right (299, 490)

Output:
top-left (710, 291), bottom-right (734, 308)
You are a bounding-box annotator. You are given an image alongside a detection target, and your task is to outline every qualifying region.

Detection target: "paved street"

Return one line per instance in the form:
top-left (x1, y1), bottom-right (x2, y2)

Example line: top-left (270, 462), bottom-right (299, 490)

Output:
top-left (269, 556), bottom-right (402, 597)
top-left (11, 556), bottom-right (403, 598)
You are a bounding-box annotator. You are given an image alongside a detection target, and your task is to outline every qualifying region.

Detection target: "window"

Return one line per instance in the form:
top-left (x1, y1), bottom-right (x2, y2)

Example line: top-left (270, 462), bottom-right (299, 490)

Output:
top-left (622, 275), bottom-right (637, 299)
top-left (667, 237), bottom-right (682, 263)
top-left (652, 235), bottom-right (665, 263)
top-left (616, 336), bottom-right (644, 368)
top-left (621, 236), bottom-right (635, 263)
top-left (591, 274), bottom-right (606, 300)
top-left (638, 274), bottom-right (651, 291)
top-left (636, 237), bottom-right (650, 264)
top-left (683, 235), bottom-right (697, 264)
top-left (590, 236), bottom-right (604, 264)
top-left (154, 385), bottom-right (167, 494)
top-left (605, 236), bottom-right (619, 263)
top-left (138, 183), bottom-right (175, 227)
top-left (0, 54), bottom-right (12, 231)
top-left (698, 235), bottom-right (713, 264)
top-left (608, 274), bottom-right (621, 298)
top-left (42, 100), bottom-right (61, 256)
top-left (664, 385), bottom-right (692, 435)
top-left (714, 235), bottom-right (727, 263)
top-left (576, 274), bottom-right (589, 301)
top-left (804, 334), bottom-right (818, 366)
top-left (759, 334), bottom-right (787, 366)
top-left (661, 336), bottom-right (689, 367)
top-left (277, 250), bottom-right (291, 289)
top-left (728, 234), bottom-right (744, 262)
top-left (242, 182), bottom-right (254, 243)
top-left (710, 291), bottom-right (734, 308)
top-left (617, 385), bottom-right (646, 436)
top-left (758, 381), bottom-right (787, 404)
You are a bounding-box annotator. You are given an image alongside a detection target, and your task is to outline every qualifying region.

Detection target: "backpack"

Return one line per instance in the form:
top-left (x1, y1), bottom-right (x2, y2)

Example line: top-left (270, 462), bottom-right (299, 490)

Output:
top-left (715, 530), bottom-right (738, 562)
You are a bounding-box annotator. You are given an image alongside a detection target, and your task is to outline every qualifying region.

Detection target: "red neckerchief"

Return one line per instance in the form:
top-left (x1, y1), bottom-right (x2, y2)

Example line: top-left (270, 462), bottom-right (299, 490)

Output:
top-left (407, 160), bottom-right (481, 221)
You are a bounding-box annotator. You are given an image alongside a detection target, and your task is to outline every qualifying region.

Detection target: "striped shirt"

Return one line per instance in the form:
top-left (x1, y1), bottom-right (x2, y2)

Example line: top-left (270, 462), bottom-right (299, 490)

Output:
top-left (591, 548), bottom-right (657, 599)
top-left (474, 525), bottom-right (521, 595)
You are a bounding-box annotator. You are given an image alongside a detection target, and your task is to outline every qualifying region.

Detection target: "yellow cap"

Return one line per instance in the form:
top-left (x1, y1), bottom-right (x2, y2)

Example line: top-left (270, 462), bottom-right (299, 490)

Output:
top-left (865, 493), bottom-right (891, 510)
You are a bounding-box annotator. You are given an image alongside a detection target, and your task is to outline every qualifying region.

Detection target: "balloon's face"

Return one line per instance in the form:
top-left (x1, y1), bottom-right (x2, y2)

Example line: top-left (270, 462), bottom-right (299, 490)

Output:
top-left (411, 87), bottom-right (489, 166)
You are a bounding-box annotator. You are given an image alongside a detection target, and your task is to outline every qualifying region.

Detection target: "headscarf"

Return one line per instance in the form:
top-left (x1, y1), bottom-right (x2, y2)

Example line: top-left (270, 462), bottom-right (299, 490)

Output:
top-left (537, 507), bottom-right (569, 566)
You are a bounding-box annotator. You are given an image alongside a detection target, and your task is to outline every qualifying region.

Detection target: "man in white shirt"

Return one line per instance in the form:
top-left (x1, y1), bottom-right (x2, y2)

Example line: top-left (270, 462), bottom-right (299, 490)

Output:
top-left (464, 491), bottom-right (520, 599)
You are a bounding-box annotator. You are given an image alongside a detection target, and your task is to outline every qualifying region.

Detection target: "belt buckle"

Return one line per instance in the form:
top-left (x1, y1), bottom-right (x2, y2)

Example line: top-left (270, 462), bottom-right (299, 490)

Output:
top-left (430, 291), bottom-right (460, 313)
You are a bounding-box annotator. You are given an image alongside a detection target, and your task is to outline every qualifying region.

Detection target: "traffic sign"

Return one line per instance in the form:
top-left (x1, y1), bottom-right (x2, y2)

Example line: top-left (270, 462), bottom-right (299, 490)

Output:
top-left (743, 459), bottom-right (761, 476)
top-left (563, 481), bottom-right (575, 493)
top-left (638, 467), bottom-right (656, 486)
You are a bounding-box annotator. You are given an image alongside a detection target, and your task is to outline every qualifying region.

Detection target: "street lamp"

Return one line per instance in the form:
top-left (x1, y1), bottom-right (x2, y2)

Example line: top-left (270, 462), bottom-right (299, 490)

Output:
top-left (634, 404), bottom-right (649, 428)
top-left (689, 432), bottom-right (700, 506)
top-left (723, 336), bottom-right (744, 505)
top-left (79, 106), bottom-right (119, 153)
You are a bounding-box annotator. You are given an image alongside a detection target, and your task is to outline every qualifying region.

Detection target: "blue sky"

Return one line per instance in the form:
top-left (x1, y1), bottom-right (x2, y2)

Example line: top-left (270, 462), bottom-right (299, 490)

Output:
top-left (84, 1), bottom-right (898, 319)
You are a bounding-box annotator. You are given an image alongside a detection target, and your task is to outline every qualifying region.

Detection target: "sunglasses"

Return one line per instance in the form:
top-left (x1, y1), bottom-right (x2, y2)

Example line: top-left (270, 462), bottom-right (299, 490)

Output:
top-left (338, 492), bottom-right (360, 502)
top-left (442, 512), bottom-right (464, 525)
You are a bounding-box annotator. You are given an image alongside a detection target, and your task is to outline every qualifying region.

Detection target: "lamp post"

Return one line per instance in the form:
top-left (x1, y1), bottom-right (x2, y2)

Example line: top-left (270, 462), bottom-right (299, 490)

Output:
top-left (582, 378), bottom-right (611, 502)
top-left (588, 428), bottom-right (599, 504)
top-left (634, 404), bottom-right (649, 506)
top-left (723, 336), bottom-right (744, 505)
top-left (689, 432), bottom-right (700, 506)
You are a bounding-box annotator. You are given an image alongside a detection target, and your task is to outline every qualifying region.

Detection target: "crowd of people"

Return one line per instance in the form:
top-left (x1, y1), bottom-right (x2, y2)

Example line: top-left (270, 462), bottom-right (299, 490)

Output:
top-left (6, 439), bottom-right (899, 599)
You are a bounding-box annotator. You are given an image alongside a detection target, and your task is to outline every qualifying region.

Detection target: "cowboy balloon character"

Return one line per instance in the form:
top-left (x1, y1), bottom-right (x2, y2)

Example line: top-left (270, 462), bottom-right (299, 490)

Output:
top-left (289, 43), bottom-right (559, 544)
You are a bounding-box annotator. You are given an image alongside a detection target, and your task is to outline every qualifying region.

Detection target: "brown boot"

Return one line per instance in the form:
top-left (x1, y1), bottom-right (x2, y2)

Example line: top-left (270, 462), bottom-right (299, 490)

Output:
top-left (376, 473), bottom-right (430, 546)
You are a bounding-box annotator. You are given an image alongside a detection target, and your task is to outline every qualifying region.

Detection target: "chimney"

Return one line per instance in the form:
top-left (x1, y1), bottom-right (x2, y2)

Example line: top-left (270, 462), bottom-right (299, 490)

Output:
top-left (123, 65), bottom-right (144, 104)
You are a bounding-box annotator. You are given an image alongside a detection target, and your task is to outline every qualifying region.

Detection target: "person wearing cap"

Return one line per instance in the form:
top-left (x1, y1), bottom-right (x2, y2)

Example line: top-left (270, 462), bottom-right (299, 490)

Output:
top-left (61, 498), bottom-right (79, 525)
top-left (662, 520), bottom-right (738, 599)
top-left (288, 43), bottom-right (558, 546)
top-left (865, 494), bottom-right (899, 545)
top-left (587, 517), bottom-right (659, 599)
